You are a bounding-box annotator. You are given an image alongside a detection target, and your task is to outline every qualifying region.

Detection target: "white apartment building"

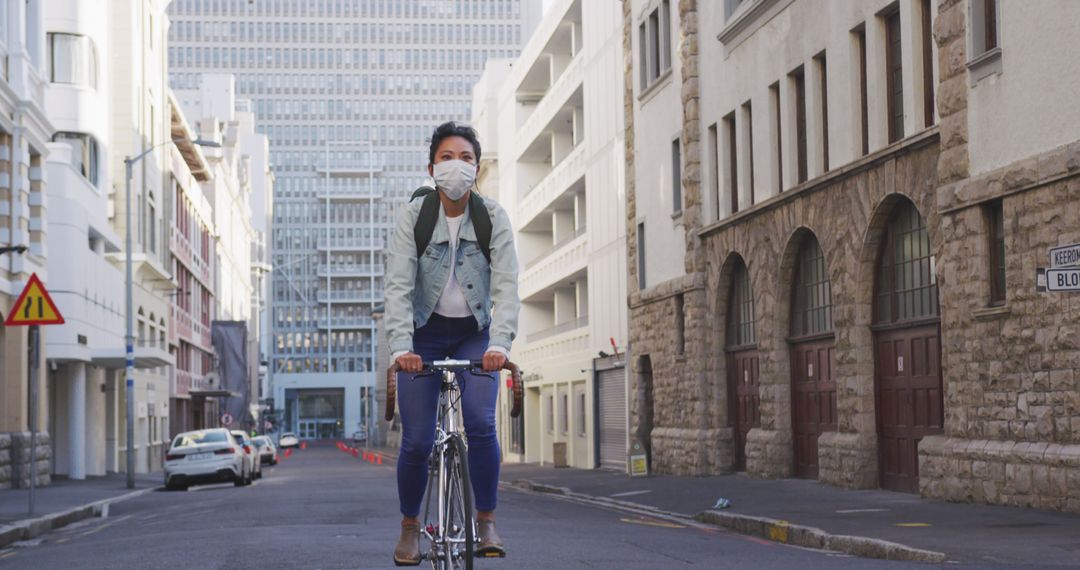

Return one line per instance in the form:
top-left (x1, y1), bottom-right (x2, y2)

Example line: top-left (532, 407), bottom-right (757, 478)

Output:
top-left (178, 74), bottom-right (262, 431)
top-left (473, 0), bottom-right (628, 470)
top-left (0, 0), bottom-right (52, 489)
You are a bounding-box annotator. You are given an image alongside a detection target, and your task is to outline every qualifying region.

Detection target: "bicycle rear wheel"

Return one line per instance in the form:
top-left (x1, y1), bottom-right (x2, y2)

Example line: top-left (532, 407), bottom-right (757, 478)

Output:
top-left (445, 434), bottom-right (474, 570)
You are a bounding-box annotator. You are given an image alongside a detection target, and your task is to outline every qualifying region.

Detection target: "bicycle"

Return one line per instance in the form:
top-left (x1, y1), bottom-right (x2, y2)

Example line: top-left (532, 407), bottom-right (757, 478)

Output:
top-left (386, 358), bottom-right (523, 570)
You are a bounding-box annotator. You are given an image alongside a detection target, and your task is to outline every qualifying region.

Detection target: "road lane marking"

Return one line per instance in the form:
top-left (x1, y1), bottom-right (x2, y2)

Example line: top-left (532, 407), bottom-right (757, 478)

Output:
top-left (79, 515), bottom-right (133, 537)
top-left (835, 508), bottom-right (889, 513)
top-left (609, 490), bottom-right (653, 498)
top-left (619, 517), bottom-right (686, 529)
top-left (896, 522), bottom-right (932, 527)
top-left (0, 550), bottom-right (15, 560)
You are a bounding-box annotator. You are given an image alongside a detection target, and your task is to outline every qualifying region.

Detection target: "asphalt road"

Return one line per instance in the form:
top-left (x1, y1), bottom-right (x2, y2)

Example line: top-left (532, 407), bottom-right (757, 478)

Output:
top-left (0, 444), bottom-right (935, 569)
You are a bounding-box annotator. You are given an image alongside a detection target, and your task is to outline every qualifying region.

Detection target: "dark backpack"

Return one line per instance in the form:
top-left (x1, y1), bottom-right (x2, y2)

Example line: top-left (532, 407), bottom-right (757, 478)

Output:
top-left (410, 186), bottom-right (492, 263)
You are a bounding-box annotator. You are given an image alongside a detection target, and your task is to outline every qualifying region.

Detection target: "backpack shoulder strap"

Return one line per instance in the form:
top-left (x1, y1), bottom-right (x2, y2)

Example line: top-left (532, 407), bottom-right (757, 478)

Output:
top-left (469, 192), bottom-right (493, 264)
top-left (412, 188), bottom-right (440, 259)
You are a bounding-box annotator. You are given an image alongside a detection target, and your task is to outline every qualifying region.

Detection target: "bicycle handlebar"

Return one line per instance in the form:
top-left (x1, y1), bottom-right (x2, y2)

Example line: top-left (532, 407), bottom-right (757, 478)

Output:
top-left (385, 360), bottom-right (523, 422)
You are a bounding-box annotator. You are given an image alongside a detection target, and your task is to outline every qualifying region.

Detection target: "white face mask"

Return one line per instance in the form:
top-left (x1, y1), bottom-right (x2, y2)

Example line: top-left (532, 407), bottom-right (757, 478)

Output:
top-left (432, 159), bottom-right (476, 201)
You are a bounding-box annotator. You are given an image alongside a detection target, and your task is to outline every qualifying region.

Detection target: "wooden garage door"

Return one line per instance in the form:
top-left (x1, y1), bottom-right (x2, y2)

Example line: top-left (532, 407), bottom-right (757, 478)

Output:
top-left (873, 200), bottom-right (943, 493)
top-left (789, 236), bottom-right (837, 479)
top-left (726, 258), bottom-right (759, 472)
top-left (597, 366), bottom-right (627, 470)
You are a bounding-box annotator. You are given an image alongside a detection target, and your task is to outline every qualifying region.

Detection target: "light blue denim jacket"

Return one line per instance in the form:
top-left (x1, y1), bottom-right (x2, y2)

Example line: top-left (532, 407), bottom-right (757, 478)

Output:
top-left (384, 191), bottom-right (520, 356)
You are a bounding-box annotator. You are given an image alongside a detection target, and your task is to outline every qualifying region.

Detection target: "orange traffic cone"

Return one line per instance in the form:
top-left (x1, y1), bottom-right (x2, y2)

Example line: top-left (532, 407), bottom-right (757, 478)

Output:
top-left (377, 453), bottom-right (383, 465)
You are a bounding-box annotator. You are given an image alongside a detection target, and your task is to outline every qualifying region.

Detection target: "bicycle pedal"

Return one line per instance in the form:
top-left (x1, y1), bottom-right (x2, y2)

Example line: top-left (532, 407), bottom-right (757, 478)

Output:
top-left (476, 549), bottom-right (506, 558)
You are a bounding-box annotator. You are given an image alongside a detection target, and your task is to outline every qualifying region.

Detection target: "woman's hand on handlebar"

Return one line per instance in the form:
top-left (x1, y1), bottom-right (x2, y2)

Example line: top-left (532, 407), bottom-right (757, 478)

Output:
top-left (482, 350), bottom-right (507, 372)
top-left (395, 352), bottom-right (424, 373)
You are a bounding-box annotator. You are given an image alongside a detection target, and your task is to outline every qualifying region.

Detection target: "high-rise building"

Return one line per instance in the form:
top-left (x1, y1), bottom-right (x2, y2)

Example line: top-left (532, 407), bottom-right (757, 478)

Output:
top-left (167, 0), bottom-right (542, 439)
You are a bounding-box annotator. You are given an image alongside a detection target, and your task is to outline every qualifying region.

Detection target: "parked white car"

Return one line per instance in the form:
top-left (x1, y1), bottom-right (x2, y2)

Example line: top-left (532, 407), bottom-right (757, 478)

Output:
top-left (253, 436), bottom-right (278, 466)
top-left (278, 432), bottom-right (299, 448)
top-left (164, 429), bottom-right (249, 490)
top-left (231, 430), bottom-right (262, 480)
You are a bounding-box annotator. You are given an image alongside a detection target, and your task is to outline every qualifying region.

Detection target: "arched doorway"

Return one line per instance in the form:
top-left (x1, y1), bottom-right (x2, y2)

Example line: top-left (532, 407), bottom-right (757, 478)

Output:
top-left (726, 257), bottom-right (759, 471)
top-left (873, 200), bottom-right (943, 493)
top-left (789, 235), bottom-right (837, 479)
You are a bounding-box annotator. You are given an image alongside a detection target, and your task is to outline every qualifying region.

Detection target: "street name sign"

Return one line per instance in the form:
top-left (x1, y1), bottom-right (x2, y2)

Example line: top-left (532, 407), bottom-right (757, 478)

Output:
top-left (4, 273), bottom-right (64, 326)
top-left (1046, 268), bottom-right (1080, 292)
top-left (1049, 243), bottom-right (1080, 268)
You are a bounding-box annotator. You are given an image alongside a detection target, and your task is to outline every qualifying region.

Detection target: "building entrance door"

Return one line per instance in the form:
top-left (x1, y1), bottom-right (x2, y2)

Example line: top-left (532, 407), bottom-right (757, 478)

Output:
top-left (725, 257), bottom-right (758, 471)
top-left (872, 200), bottom-right (943, 493)
top-left (299, 420), bottom-right (316, 439)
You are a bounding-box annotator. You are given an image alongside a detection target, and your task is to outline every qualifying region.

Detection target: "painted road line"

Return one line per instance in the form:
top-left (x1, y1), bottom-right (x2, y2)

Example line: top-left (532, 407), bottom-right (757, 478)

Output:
top-left (79, 515), bottom-right (132, 537)
top-left (610, 490), bottom-right (653, 498)
top-left (620, 517), bottom-right (686, 529)
top-left (896, 523), bottom-right (932, 527)
top-left (835, 508), bottom-right (889, 514)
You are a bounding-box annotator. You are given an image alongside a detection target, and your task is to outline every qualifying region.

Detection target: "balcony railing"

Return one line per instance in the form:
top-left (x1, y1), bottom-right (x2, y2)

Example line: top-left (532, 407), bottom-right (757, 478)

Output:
top-left (316, 316), bottom-right (375, 329)
top-left (317, 264), bottom-right (385, 278)
top-left (526, 315), bottom-right (589, 343)
top-left (316, 289), bottom-right (384, 303)
top-left (525, 226), bottom-right (586, 270)
top-left (317, 237), bottom-right (381, 250)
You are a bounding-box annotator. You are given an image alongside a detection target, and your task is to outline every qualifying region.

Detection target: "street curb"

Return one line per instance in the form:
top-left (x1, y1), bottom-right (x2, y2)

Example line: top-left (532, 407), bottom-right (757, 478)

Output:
top-left (0, 486), bottom-right (159, 549)
top-left (509, 478), bottom-right (947, 564)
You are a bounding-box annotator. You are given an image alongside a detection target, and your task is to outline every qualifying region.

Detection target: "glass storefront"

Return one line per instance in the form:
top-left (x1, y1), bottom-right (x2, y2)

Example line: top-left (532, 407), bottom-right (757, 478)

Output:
top-left (285, 388), bottom-right (345, 439)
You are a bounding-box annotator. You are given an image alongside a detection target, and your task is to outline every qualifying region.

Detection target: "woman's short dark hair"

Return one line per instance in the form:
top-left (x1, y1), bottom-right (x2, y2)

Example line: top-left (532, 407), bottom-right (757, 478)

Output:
top-left (428, 121), bottom-right (482, 165)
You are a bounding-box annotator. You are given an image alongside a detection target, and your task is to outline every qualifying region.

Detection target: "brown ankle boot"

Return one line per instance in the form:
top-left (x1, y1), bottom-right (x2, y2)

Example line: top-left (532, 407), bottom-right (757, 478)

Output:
top-left (476, 519), bottom-right (505, 557)
top-left (393, 520), bottom-right (422, 566)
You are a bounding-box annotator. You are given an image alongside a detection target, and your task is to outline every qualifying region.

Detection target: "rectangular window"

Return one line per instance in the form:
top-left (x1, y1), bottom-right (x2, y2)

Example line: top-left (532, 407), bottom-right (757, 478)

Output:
top-left (674, 293), bottom-right (685, 355)
top-left (560, 393), bottom-right (569, 434)
top-left (708, 122), bottom-right (720, 219)
top-left (577, 392), bottom-right (587, 437)
top-left (47, 33), bottom-right (97, 89)
top-left (983, 0), bottom-right (999, 52)
top-left (792, 66), bottom-right (808, 184)
top-left (814, 53), bottom-right (830, 172)
top-left (546, 395), bottom-right (553, 433)
top-left (660, 0), bottom-right (672, 73)
top-left (854, 26), bottom-right (870, 156)
top-left (884, 9), bottom-right (905, 143)
top-left (636, 222), bottom-right (646, 291)
top-left (743, 101), bottom-right (755, 205)
top-left (648, 10), bottom-right (660, 84)
top-left (723, 111), bottom-right (738, 214)
top-left (671, 137), bottom-right (682, 214)
top-left (921, 0), bottom-right (936, 128)
top-left (638, 24), bottom-right (647, 90)
top-left (987, 200), bottom-right (1006, 305)
top-left (770, 82), bottom-right (783, 193)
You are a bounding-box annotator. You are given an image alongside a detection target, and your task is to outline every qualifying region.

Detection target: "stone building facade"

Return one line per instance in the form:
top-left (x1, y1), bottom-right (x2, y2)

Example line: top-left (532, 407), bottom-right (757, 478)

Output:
top-left (625, 0), bottom-right (1080, 512)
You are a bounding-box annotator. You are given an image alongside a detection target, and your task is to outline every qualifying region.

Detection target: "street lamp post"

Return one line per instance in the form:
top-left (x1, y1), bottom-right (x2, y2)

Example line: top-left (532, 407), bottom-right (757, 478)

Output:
top-left (124, 138), bottom-right (219, 489)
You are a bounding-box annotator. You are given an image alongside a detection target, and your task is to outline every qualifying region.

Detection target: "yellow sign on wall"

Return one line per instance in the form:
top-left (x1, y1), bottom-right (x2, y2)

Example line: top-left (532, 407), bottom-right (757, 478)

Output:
top-left (4, 273), bottom-right (65, 326)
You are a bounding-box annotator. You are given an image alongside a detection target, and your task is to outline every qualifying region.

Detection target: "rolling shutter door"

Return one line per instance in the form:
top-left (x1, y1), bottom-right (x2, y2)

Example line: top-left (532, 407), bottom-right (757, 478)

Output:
top-left (598, 366), bottom-right (627, 469)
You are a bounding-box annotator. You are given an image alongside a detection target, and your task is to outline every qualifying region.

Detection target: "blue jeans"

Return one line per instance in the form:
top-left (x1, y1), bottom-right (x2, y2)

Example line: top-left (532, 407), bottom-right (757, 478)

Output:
top-left (397, 313), bottom-right (501, 517)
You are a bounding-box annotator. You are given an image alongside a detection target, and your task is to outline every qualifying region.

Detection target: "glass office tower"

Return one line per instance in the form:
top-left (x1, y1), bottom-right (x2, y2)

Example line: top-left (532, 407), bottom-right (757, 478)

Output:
top-left (168, 0), bottom-right (537, 438)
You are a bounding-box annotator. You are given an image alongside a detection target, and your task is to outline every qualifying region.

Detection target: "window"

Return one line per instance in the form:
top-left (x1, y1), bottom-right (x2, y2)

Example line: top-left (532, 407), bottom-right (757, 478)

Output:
top-left (546, 394), bottom-right (553, 433)
top-left (671, 137), bottom-right (682, 214)
top-left (47, 33), bottom-right (97, 88)
top-left (814, 53), bottom-right (830, 172)
top-left (791, 236), bottom-right (833, 337)
top-left (725, 0), bottom-right (748, 19)
top-left (708, 122), bottom-right (720, 219)
top-left (52, 132), bottom-right (100, 186)
top-left (987, 200), bottom-right (1006, 305)
top-left (770, 82), bottom-right (783, 193)
top-left (921, 0), bottom-right (935, 128)
top-left (636, 222), bottom-right (646, 290)
top-left (875, 201), bottom-right (938, 323)
top-left (727, 259), bottom-right (756, 347)
top-left (742, 101), bottom-right (755, 205)
top-left (975, 0), bottom-right (999, 54)
top-left (723, 111), bottom-right (738, 214)
top-left (854, 26), bottom-right (870, 156)
top-left (576, 391), bottom-right (586, 437)
top-left (791, 66), bottom-right (808, 184)
top-left (560, 393), bottom-right (569, 434)
top-left (638, 2), bottom-right (672, 91)
top-left (884, 9), bottom-right (905, 144)
top-left (674, 293), bottom-right (685, 355)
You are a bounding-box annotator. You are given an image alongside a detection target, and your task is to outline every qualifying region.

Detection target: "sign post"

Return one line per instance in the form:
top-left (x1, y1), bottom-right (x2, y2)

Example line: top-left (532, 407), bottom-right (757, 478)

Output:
top-left (4, 273), bottom-right (65, 515)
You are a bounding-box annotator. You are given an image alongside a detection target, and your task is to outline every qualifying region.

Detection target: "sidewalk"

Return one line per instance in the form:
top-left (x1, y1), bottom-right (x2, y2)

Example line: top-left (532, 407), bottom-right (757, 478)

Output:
top-left (498, 462), bottom-right (1080, 566)
top-left (0, 471), bottom-right (162, 547)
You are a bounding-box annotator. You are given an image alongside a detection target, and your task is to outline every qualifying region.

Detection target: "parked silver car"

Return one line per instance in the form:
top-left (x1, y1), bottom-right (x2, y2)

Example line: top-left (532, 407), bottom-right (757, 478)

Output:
top-left (164, 429), bottom-right (248, 490)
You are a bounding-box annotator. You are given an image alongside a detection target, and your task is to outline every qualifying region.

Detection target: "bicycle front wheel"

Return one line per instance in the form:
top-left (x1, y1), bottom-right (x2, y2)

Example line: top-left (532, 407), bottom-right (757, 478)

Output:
top-left (445, 434), bottom-right (474, 570)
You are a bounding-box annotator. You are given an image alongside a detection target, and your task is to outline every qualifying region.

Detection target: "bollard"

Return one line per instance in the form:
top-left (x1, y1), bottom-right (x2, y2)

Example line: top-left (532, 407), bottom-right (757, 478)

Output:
top-left (301, 442), bottom-right (307, 450)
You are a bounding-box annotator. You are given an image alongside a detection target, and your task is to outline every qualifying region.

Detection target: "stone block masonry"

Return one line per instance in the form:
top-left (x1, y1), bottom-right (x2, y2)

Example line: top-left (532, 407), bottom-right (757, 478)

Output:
top-left (0, 432), bottom-right (52, 489)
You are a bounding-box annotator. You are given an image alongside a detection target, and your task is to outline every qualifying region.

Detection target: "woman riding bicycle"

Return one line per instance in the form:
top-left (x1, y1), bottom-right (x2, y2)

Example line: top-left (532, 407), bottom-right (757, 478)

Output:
top-left (384, 122), bottom-right (520, 566)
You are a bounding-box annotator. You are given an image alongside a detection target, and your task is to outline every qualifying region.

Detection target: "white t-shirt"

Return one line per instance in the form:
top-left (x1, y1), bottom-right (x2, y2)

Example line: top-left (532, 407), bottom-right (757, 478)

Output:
top-left (432, 214), bottom-right (472, 318)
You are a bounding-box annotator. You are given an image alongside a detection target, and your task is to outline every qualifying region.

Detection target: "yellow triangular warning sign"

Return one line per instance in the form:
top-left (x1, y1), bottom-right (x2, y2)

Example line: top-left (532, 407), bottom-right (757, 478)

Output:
top-left (4, 273), bottom-right (65, 326)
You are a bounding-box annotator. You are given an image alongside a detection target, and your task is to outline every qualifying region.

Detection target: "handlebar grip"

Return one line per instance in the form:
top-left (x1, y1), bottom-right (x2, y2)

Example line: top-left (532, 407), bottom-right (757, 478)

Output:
top-left (504, 361), bottom-right (524, 419)
top-left (385, 362), bottom-right (400, 422)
